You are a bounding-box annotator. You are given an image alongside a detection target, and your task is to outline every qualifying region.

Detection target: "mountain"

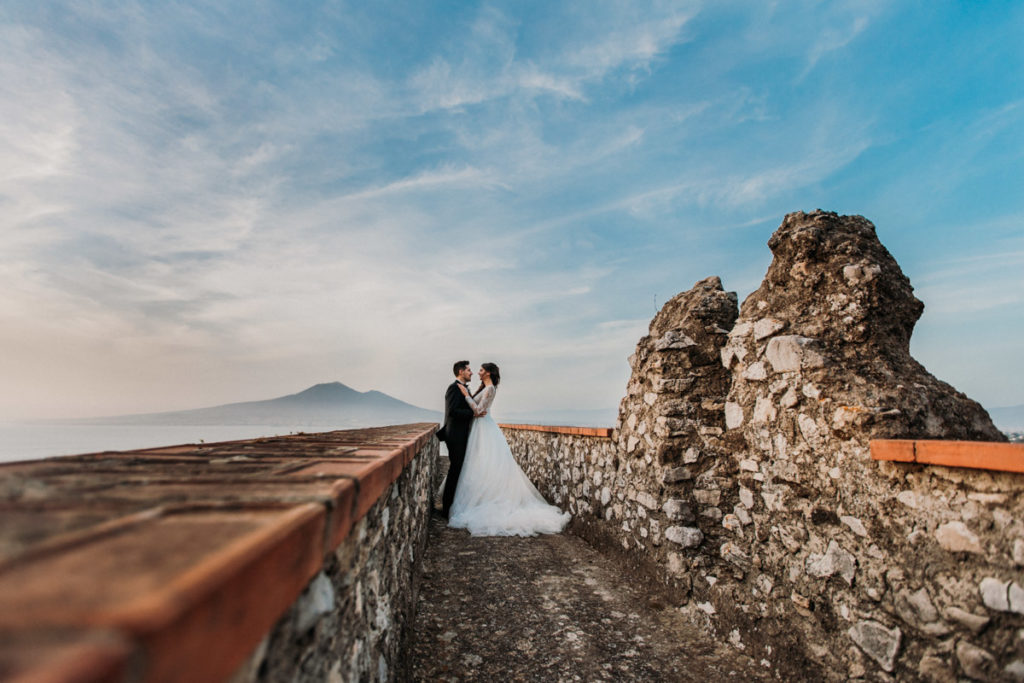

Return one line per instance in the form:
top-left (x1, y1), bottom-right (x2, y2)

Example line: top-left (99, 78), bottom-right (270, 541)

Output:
top-left (990, 405), bottom-right (1024, 433)
top-left (66, 382), bottom-right (441, 428)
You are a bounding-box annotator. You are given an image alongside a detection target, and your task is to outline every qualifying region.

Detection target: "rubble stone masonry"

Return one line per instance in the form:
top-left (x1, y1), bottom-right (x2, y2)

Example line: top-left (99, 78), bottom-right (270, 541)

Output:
top-left (240, 435), bottom-right (436, 682)
top-left (505, 211), bottom-right (1019, 682)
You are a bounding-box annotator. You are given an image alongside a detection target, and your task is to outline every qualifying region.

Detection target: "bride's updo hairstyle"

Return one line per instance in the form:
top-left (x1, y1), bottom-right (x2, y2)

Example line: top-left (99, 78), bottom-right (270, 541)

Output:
top-left (482, 362), bottom-right (500, 385)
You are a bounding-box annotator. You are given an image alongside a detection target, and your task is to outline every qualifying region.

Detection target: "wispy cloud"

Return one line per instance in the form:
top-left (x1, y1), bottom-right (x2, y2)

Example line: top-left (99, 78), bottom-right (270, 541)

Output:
top-left (913, 226), bottom-right (1024, 315)
top-left (563, 3), bottom-right (697, 73)
top-left (331, 165), bottom-right (507, 203)
top-left (408, 2), bottom-right (696, 112)
top-left (799, 14), bottom-right (872, 80)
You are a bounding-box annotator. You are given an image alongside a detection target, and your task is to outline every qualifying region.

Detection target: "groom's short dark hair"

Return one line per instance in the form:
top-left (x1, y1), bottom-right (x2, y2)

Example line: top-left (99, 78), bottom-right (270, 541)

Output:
top-left (453, 360), bottom-right (470, 376)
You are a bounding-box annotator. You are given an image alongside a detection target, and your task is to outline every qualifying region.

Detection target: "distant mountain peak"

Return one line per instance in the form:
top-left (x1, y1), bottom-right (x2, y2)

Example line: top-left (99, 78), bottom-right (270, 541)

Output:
top-left (66, 381), bottom-right (440, 426)
top-left (293, 382), bottom-right (359, 398)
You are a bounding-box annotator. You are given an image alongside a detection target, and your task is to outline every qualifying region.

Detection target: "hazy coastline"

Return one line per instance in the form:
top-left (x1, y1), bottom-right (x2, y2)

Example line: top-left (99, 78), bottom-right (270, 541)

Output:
top-left (0, 422), bottom-right (361, 464)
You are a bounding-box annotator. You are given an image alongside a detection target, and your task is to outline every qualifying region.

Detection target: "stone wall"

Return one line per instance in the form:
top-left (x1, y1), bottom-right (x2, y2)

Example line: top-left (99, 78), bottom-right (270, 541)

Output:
top-left (236, 438), bottom-right (437, 683)
top-left (0, 425), bottom-right (438, 683)
top-left (505, 211), bottom-right (1022, 681)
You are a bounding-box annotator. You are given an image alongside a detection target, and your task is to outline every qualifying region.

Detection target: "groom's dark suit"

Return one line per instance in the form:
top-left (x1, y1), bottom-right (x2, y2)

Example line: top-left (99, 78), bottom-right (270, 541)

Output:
top-left (440, 380), bottom-right (475, 517)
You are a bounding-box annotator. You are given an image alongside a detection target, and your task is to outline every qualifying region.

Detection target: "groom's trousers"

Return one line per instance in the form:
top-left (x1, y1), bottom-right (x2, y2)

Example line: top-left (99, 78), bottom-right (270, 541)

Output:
top-left (441, 436), bottom-right (468, 517)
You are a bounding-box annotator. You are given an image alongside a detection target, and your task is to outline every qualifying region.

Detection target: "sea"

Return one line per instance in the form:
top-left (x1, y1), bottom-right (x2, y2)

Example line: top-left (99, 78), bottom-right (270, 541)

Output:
top-left (0, 406), bottom-right (619, 465)
top-left (0, 422), bottom-right (354, 464)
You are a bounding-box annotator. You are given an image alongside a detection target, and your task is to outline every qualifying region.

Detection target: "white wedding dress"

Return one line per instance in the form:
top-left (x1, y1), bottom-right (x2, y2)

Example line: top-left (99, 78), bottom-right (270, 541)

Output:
top-left (448, 385), bottom-right (571, 536)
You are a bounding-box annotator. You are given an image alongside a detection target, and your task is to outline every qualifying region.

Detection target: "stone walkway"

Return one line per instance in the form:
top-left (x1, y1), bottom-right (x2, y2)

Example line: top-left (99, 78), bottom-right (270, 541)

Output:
top-left (408, 514), bottom-right (770, 682)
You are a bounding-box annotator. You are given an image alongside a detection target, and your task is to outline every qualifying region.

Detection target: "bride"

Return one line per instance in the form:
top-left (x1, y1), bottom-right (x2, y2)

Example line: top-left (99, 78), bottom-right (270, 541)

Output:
top-left (447, 363), bottom-right (571, 536)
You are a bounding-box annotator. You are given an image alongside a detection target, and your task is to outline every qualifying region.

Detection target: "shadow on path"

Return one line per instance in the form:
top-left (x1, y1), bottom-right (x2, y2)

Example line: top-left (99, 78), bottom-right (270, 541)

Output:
top-left (408, 515), bottom-right (770, 682)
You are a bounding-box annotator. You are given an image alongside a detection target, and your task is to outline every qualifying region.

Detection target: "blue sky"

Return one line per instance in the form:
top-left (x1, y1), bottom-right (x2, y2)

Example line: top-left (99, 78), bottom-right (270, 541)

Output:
top-left (1, 1), bottom-right (1022, 421)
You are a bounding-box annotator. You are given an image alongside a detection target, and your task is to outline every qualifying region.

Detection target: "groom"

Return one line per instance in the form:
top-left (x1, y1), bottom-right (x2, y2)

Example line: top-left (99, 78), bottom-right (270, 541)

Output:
top-left (439, 360), bottom-right (477, 519)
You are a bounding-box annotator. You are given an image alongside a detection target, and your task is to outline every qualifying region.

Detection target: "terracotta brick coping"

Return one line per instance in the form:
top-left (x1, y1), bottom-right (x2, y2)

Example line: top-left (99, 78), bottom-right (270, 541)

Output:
top-left (871, 439), bottom-right (1024, 474)
top-left (499, 423), bottom-right (614, 438)
top-left (0, 422), bottom-right (438, 683)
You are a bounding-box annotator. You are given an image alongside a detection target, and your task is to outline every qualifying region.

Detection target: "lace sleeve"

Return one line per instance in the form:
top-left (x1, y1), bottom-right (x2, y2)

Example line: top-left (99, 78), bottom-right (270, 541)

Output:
top-left (463, 391), bottom-right (479, 412)
top-left (473, 386), bottom-right (496, 415)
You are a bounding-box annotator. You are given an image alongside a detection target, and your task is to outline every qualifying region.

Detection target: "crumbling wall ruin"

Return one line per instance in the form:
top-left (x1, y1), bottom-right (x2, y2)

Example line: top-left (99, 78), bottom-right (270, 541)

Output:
top-left (506, 210), bottom-right (1019, 681)
top-left (508, 276), bottom-right (740, 596)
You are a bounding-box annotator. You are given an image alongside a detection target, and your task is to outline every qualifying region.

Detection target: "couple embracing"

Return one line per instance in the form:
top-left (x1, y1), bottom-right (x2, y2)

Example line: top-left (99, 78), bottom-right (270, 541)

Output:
top-left (437, 360), bottom-right (570, 536)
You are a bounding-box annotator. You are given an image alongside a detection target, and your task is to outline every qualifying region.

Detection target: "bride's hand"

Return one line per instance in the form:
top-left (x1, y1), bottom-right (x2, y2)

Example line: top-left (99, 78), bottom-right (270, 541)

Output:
top-left (458, 384), bottom-right (469, 396)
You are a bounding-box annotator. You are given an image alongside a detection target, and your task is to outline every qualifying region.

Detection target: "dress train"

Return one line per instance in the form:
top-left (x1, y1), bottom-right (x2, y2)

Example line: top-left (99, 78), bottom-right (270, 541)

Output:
top-left (448, 387), bottom-right (570, 537)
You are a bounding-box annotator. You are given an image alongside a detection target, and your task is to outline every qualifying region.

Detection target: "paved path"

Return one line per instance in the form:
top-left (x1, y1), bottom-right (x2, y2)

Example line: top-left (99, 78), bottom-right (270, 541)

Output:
top-left (408, 514), bottom-right (770, 682)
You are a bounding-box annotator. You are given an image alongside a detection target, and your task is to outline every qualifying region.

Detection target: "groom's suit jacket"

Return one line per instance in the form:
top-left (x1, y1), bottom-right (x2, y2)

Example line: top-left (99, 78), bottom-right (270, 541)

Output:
top-left (442, 381), bottom-right (474, 450)
top-left (440, 380), bottom-right (475, 516)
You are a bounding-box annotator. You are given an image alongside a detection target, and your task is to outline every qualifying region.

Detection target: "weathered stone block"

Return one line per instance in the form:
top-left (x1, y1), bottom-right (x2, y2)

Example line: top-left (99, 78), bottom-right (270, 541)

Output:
top-left (663, 499), bottom-right (695, 523)
top-left (842, 262), bottom-right (881, 285)
top-left (791, 591), bottom-right (811, 611)
top-left (753, 318), bottom-right (785, 340)
top-left (660, 400), bottom-right (692, 417)
top-left (722, 514), bottom-right (742, 533)
top-left (666, 552), bottom-right (688, 577)
top-left (1012, 539), bottom-right (1024, 566)
top-left (752, 396), bottom-right (776, 423)
top-left (980, 577), bottom-right (1011, 612)
top-left (295, 572), bottom-right (337, 634)
top-left (720, 342), bottom-right (746, 368)
top-left (779, 386), bottom-right (799, 408)
top-left (732, 505), bottom-right (751, 525)
top-left (1011, 581), bottom-right (1024, 614)
top-left (896, 587), bottom-right (939, 626)
top-left (658, 378), bottom-right (695, 393)
top-left (730, 321), bottom-right (752, 339)
top-left (662, 466), bottom-right (692, 483)
top-left (956, 640), bottom-right (996, 681)
top-left (849, 620), bottom-right (901, 672)
top-left (693, 489), bottom-right (721, 507)
top-left (917, 655), bottom-right (954, 683)
top-left (832, 405), bottom-right (869, 431)
top-left (1005, 660), bottom-right (1024, 682)
top-left (700, 506), bottom-right (723, 521)
top-left (935, 521), bottom-right (982, 554)
top-left (764, 335), bottom-right (817, 373)
top-left (742, 362), bottom-right (767, 381)
top-left (839, 515), bottom-right (868, 537)
top-left (806, 540), bottom-right (856, 585)
top-left (655, 330), bottom-right (697, 350)
top-left (665, 526), bottom-right (703, 548)
top-left (943, 607), bottom-right (989, 634)
top-left (636, 492), bottom-right (659, 510)
top-left (724, 402), bottom-right (744, 430)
